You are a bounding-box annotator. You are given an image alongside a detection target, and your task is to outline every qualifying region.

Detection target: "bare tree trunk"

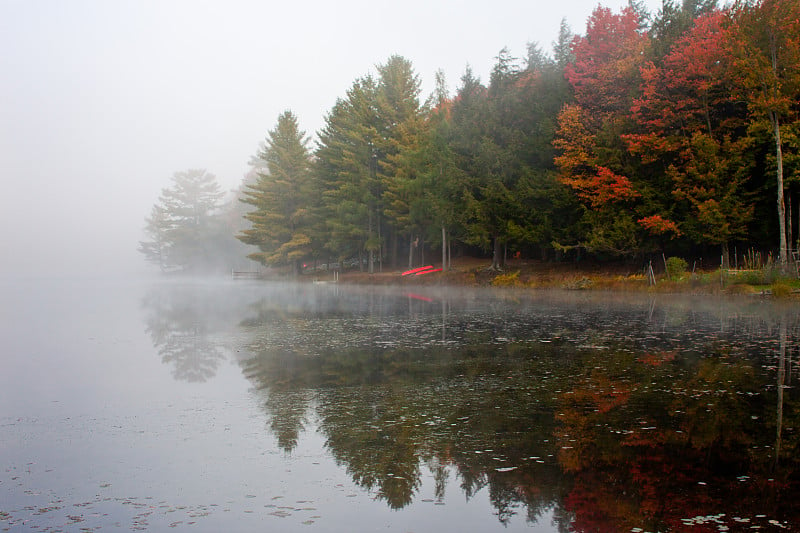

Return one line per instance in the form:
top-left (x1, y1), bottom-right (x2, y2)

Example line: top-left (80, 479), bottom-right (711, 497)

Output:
top-left (775, 114), bottom-right (787, 267)
top-left (368, 211), bottom-right (374, 274)
top-left (441, 225), bottom-right (447, 271)
top-left (722, 242), bottom-right (730, 270)
top-left (408, 236), bottom-right (415, 269)
top-left (786, 185), bottom-right (794, 255)
top-left (491, 236), bottom-right (502, 271)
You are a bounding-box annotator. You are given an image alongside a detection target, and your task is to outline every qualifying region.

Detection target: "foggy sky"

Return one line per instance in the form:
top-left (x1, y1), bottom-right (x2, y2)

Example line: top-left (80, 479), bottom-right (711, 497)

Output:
top-left (0, 0), bottom-right (661, 279)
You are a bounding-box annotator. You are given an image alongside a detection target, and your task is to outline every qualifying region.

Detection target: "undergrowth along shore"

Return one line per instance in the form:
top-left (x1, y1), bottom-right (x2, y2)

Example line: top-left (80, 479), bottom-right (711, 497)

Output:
top-left (486, 268), bottom-right (800, 298)
top-left (318, 257), bottom-right (800, 298)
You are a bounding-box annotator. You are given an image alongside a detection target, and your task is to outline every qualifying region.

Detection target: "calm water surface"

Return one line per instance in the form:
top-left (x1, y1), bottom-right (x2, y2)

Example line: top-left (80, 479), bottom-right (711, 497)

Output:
top-left (1, 278), bottom-right (798, 531)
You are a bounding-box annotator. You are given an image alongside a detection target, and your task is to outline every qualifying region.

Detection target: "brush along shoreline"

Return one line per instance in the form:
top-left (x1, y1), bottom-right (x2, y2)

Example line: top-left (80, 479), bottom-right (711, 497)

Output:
top-left (298, 257), bottom-right (800, 298)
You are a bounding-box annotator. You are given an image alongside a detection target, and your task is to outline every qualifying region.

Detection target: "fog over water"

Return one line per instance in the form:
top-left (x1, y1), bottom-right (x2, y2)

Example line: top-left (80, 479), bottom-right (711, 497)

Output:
top-left (2, 278), bottom-right (799, 530)
top-left (0, 0), bottom-right (662, 279)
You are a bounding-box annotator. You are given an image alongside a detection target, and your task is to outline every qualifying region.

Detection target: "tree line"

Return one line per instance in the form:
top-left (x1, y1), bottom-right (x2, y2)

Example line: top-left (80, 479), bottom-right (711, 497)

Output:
top-left (141, 0), bottom-right (800, 275)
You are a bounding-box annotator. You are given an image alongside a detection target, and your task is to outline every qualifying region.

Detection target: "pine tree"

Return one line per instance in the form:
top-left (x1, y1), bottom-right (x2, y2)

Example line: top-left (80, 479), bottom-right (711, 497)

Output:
top-left (139, 204), bottom-right (172, 271)
top-left (553, 19), bottom-right (576, 69)
top-left (316, 76), bottom-right (381, 270)
top-left (375, 55), bottom-right (426, 269)
top-left (238, 111), bottom-right (316, 275)
top-left (139, 169), bottom-right (225, 272)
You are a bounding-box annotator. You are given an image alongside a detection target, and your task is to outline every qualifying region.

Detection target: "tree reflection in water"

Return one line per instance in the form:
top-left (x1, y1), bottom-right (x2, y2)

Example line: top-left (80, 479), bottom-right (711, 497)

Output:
top-left (228, 286), bottom-right (800, 529)
top-left (141, 283), bottom-right (245, 382)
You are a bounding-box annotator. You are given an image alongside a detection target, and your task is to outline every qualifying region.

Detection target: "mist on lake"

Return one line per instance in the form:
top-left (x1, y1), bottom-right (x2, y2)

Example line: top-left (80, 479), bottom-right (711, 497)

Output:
top-left (2, 278), bottom-right (799, 531)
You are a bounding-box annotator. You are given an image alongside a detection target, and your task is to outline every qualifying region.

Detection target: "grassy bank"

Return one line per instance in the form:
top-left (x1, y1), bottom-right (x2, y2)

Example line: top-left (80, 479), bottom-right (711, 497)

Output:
top-left (324, 257), bottom-right (800, 298)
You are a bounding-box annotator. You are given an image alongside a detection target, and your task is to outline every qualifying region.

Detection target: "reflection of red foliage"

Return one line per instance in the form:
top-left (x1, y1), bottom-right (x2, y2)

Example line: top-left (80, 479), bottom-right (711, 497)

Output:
top-left (565, 450), bottom-right (719, 532)
top-left (637, 351), bottom-right (677, 366)
top-left (565, 473), bottom-right (627, 532)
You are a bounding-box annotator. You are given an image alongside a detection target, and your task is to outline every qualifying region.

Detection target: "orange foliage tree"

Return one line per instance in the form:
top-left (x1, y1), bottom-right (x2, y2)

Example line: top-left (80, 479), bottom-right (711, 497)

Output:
top-left (626, 10), bottom-right (754, 266)
top-left (554, 6), bottom-right (650, 256)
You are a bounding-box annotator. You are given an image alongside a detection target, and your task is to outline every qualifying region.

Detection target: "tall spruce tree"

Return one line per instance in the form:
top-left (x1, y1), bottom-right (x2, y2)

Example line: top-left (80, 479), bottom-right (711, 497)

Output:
top-left (315, 76), bottom-right (381, 270)
top-left (423, 70), bottom-right (463, 270)
top-left (453, 50), bottom-right (561, 269)
top-left (238, 111), bottom-right (316, 275)
top-left (316, 58), bottom-right (425, 273)
top-left (376, 55), bottom-right (426, 269)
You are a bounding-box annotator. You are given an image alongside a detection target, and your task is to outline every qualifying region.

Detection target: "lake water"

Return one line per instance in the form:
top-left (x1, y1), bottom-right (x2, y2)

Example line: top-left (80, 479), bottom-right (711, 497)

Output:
top-left (1, 278), bottom-right (799, 531)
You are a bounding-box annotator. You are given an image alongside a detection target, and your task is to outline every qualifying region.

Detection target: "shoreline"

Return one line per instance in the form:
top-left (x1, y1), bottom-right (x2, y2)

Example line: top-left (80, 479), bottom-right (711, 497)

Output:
top-left (298, 257), bottom-right (799, 298)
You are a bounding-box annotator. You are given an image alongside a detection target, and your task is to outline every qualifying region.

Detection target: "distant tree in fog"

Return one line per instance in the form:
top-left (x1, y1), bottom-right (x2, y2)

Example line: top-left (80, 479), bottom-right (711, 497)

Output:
top-left (139, 168), bottom-right (226, 272)
top-left (139, 203), bottom-right (172, 270)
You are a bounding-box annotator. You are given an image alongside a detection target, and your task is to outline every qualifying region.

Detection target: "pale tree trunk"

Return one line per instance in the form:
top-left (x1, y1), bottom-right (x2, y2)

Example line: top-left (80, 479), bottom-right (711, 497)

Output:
top-left (441, 226), bottom-right (447, 271)
top-left (773, 112), bottom-right (787, 267)
top-left (368, 211), bottom-right (374, 274)
top-left (491, 236), bottom-right (503, 271)
top-left (767, 27), bottom-right (787, 267)
top-left (721, 242), bottom-right (730, 270)
top-left (378, 220), bottom-right (382, 273)
top-left (787, 187), bottom-right (793, 254)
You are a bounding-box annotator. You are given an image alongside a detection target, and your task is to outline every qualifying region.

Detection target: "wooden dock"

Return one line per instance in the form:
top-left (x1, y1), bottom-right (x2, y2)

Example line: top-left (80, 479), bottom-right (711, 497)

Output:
top-left (232, 270), bottom-right (261, 280)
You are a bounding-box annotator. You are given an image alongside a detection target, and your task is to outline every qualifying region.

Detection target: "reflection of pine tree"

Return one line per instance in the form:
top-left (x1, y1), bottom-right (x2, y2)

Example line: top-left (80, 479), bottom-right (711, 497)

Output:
top-left (489, 482), bottom-right (523, 525)
top-left (240, 327), bottom-right (573, 517)
top-left (156, 322), bottom-right (224, 382)
top-left (317, 387), bottom-right (422, 510)
top-left (426, 456), bottom-right (449, 502)
top-left (142, 290), bottom-right (226, 382)
top-left (263, 388), bottom-right (310, 453)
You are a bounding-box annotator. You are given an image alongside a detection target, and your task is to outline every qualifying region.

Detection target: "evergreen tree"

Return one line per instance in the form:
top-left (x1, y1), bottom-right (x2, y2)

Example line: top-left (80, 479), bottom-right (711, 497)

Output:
top-left (139, 204), bottom-right (172, 271)
top-left (649, 0), bottom-right (718, 62)
top-left (139, 169), bottom-right (225, 272)
top-left (316, 76), bottom-right (381, 270)
top-left (447, 46), bottom-right (580, 268)
top-left (316, 57), bottom-right (425, 273)
top-left (238, 111), bottom-right (317, 275)
top-left (376, 55), bottom-right (426, 269)
top-left (553, 18), bottom-right (576, 69)
top-left (387, 68), bottom-right (467, 270)
top-left (448, 66), bottom-right (495, 264)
